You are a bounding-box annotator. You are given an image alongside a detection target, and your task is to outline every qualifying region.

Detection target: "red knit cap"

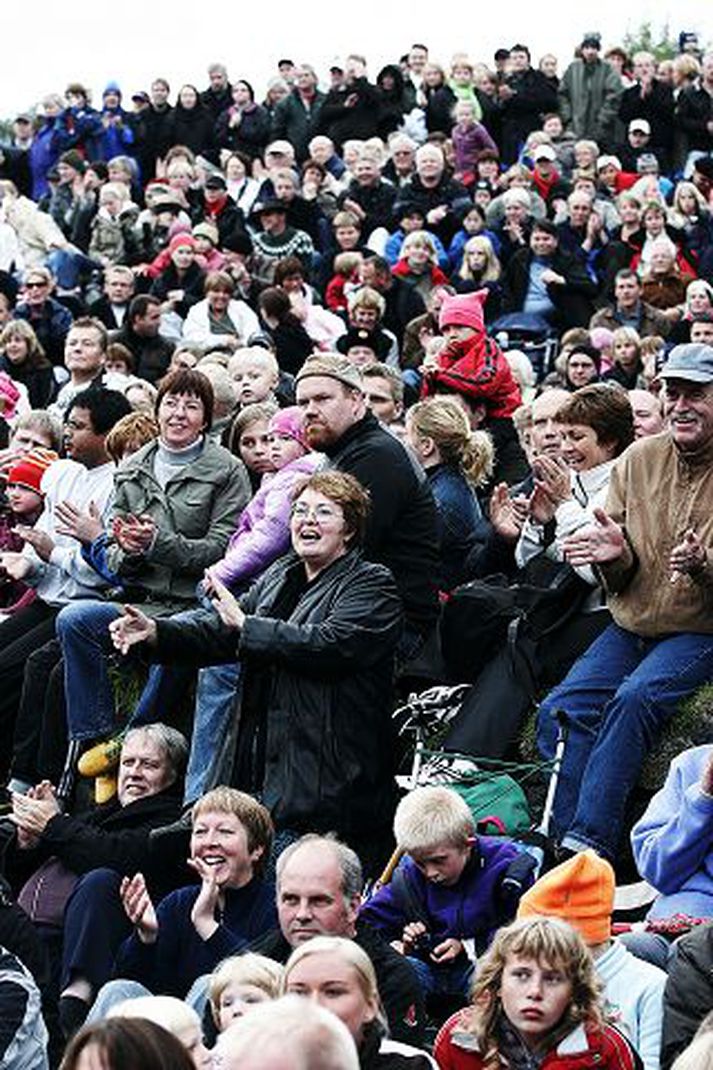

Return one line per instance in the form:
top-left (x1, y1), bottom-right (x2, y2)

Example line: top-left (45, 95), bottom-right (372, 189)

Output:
top-left (7, 447), bottom-right (58, 495)
top-left (168, 233), bottom-right (196, 255)
top-left (438, 289), bottom-right (488, 334)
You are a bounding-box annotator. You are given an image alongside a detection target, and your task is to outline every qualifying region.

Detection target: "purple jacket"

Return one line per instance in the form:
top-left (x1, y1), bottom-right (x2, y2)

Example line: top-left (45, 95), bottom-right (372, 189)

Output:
top-left (359, 836), bottom-right (530, 951)
top-left (451, 121), bottom-right (496, 175)
top-left (210, 452), bottom-right (321, 588)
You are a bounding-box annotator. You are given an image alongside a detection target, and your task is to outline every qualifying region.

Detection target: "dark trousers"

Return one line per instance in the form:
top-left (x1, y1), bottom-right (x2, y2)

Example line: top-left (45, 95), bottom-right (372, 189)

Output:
top-left (12, 639), bottom-right (67, 786)
top-left (62, 868), bottom-right (131, 993)
top-left (0, 601), bottom-right (58, 779)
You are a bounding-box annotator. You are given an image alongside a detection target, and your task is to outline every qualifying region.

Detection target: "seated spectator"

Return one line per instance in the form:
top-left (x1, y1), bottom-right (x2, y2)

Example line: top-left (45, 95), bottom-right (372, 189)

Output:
top-left (0, 945), bottom-right (48, 1070)
top-left (492, 187), bottom-right (534, 266)
top-left (338, 152), bottom-right (397, 251)
top-left (537, 344), bottom-right (713, 862)
top-left (79, 788), bottom-right (275, 1024)
top-left (382, 133), bottom-right (417, 188)
top-left (447, 203), bottom-right (498, 274)
top-left (359, 255), bottom-right (426, 347)
top-left (501, 220), bottom-right (597, 333)
top-left (215, 994), bottom-right (359, 1070)
top-left (640, 238), bottom-right (692, 314)
top-left (669, 280), bottom-right (713, 344)
top-left (88, 265), bottom-right (135, 332)
top-left (13, 267), bottom-right (73, 367)
top-left (325, 251), bottom-right (364, 314)
top-left (405, 398), bottom-right (491, 590)
top-left (88, 182), bottom-right (139, 269)
top-left (106, 995), bottom-right (212, 1067)
top-left (423, 289), bottom-right (527, 486)
top-left (360, 786), bottom-right (533, 1000)
top-left (362, 362), bottom-right (405, 427)
top-left (269, 168), bottom-right (323, 245)
top-left (434, 917), bottom-right (641, 1070)
top-left (250, 200), bottom-right (314, 282)
top-left (191, 174), bottom-right (244, 247)
top-left (283, 937), bottom-right (437, 1068)
top-left (52, 369), bottom-right (250, 791)
top-left (257, 288), bottom-right (314, 376)
top-left (0, 448), bottom-right (57, 619)
top-left (562, 343), bottom-right (601, 390)
top-left (634, 200), bottom-right (695, 278)
top-left (227, 349), bottom-right (280, 413)
top-left (590, 268), bottom-right (671, 338)
top-left (345, 286), bottom-right (398, 364)
top-left (393, 143), bottom-right (471, 246)
top-left (662, 927), bottom-right (713, 1069)
top-left (556, 190), bottom-right (607, 277)
top-left (385, 205), bottom-right (449, 273)
top-left (629, 388), bottom-right (664, 439)
top-left (690, 318), bottom-right (713, 346)
top-left (183, 272), bottom-right (260, 354)
top-left (517, 851), bottom-right (666, 1070)
top-left (61, 1018), bottom-right (194, 1070)
top-left (603, 327), bottom-right (646, 389)
top-left (111, 295), bottom-right (176, 384)
top-left (150, 235), bottom-right (206, 323)
top-left (0, 320), bottom-right (55, 410)
top-left (6, 724), bottom-right (187, 1036)
top-left (208, 952), bottom-right (284, 1032)
top-left (391, 230), bottom-right (451, 302)
top-left (452, 236), bottom-right (502, 322)
top-left (246, 834), bottom-right (426, 1045)
top-left (109, 471), bottom-right (402, 863)
top-left (668, 181), bottom-right (713, 258)
top-left (48, 318), bottom-right (128, 422)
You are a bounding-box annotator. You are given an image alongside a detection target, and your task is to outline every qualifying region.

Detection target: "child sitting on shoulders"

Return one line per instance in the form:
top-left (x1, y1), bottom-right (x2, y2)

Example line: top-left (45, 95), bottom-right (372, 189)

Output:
top-left (359, 786), bottom-right (534, 999)
top-left (325, 251), bottom-right (365, 313)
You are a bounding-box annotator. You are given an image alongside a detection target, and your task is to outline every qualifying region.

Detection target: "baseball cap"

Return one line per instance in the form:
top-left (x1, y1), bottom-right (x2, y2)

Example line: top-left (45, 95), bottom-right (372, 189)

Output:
top-left (658, 343), bottom-right (713, 384)
top-left (629, 118), bottom-right (651, 135)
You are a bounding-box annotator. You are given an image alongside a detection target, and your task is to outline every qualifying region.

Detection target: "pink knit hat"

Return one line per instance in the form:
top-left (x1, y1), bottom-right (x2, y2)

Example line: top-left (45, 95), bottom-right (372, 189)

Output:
top-left (0, 372), bottom-right (21, 421)
top-left (168, 232), bottom-right (196, 255)
top-left (439, 289), bottom-right (488, 333)
top-left (268, 406), bottom-right (308, 448)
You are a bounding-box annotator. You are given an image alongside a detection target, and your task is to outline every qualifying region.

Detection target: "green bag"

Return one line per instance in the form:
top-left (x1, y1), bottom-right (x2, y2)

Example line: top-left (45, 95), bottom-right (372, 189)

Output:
top-left (452, 774), bottom-right (531, 836)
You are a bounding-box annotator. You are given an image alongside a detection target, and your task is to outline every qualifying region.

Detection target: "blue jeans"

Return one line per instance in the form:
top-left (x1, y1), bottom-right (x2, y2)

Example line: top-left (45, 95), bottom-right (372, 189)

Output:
top-left (184, 661), bottom-right (241, 804)
top-left (406, 955), bottom-right (474, 998)
top-left (537, 623), bottom-right (713, 859)
top-left (56, 601), bottom-right (124, 741)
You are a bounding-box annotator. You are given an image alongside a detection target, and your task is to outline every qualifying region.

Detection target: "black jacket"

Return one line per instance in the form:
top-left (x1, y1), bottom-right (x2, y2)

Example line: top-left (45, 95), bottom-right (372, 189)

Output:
top-left (424, 84), bottom-right (457, 134)
top-left (87, 295), bottom-right (128, 331)
top-left (675, 86), bottom-right (713, 153)
top-left (0, 356), bottom-right (55, 409)
top-left (325, 412), bottom-right (440, 635)
top-left (662, 923), bottom-right (713, 1069)
top-left (499, 68), bottom-right (559, 164)
top-left (110, 324), bottom-right (175, 383)
top-left (619, 82), bottom-right (675, 163)
top-left (502, 247), bottom-right (597, 330)
top-left (214, 104), bottom-right (271, 160)
top-left (393, 174), bottom-right (471, 244)
top-left (339, 178), bottom-right (397, 234)
top-left (150, 261), bottom-right (207, 319)
top-left (155, 550), bottom-right (402, 843)
top-left (380, 276), bottom-right (426, 344)
top-left (319, 78), bottom-right (383, 148)
top-left (249, 920), bottom-right (426, 1047)
top-left (165, 104), bottom-right (215, 157)
top-left (270, 89), bottom-right (326, 162)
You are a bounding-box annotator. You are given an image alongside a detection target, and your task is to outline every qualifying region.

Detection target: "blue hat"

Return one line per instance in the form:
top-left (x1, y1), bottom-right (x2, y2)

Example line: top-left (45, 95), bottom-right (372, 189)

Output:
top-left (658, 343), bottom-right (713, 384)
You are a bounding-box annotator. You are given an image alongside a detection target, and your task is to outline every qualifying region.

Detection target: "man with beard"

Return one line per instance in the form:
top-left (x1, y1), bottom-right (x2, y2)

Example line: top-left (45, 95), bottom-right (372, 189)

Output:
top-left (295, 354), bottom-right (439, 653)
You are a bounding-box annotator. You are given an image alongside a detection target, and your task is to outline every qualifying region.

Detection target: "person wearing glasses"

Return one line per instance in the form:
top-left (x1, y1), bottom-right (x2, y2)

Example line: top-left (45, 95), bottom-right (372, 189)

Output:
top-left (110, 470), bottom-right (403, 873)
top-left (12, 267), bottom-right (73, 366)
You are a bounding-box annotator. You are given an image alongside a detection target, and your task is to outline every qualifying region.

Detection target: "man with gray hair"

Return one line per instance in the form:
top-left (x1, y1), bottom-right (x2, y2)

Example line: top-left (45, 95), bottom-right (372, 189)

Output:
top-left (270, 64), bottom-right (325, 162)
top-left (200, 63), bottom-right (232, 121)
top-left (215, 995), bottom-right (359, 1070)
top-left (250, 834), bottom-right (425, 1045)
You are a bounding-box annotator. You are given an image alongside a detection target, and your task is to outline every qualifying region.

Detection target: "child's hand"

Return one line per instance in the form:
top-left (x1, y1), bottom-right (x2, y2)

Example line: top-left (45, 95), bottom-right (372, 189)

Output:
top-left (401, 921), bottom-right (427, 954)
top-left (430, 937), bottom-right (464, 963)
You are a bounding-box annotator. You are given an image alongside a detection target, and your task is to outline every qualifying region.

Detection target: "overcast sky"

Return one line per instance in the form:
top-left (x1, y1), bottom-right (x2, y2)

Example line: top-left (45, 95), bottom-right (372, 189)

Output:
top-left (2, 1), bottom-right (709, 117)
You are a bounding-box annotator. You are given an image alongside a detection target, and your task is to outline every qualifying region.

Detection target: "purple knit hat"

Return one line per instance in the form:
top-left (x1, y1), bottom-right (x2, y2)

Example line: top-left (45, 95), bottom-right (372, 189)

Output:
top-left (268, 406), bottom-right (308, 448)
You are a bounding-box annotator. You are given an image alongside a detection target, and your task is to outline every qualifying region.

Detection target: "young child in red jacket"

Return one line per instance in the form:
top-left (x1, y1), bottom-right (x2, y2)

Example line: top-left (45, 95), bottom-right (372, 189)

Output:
top-left (434, 917), bottom-right (642, 1070)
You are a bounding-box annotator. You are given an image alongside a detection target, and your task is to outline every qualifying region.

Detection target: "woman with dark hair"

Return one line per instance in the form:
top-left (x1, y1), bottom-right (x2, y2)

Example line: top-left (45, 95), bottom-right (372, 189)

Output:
top-left (215, 81), bottom-right (270, 161)
top-left (423, 63), bottom-right (457, 134)
top-left (0, 320), bottom-right (55, 408)
top-left (376, 64), bottom-right (411, 138)
top-left (258, 286), bottom-right (314, 375)
top-left (563, 343), bottom-right (601, 391)
top-left (166, 86), bottom-right (214, 157)
top-left (61, 1018), bottom-right (194, 1070)
top-left (110, 471), bottom-right (403, 865)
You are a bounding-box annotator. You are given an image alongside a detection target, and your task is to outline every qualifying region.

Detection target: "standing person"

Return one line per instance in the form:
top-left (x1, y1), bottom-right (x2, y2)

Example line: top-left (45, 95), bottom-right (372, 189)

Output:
top-left (201, 63), bottom-right (233, 122)
top-left (619, 52), bottom-right (675, 170)
top-left (295, 354), bottom-right (439, 653)
top-left (140, 79), bottom-right (174, 180)
top-left (498, 44), bottom-right (559, 165)
top-left (434, 917), bottom-right (641, 1070)
top-left (559, 33), bottom-right (624, 147)
top-left (109, 472), bottom-right (402, 866)
top-left (319, 55), bottom-right (382, 150)
top-left (271, 65), bottom-right (325, 163)
top-left (215, 81), bottom-right (270, 163)
top-left (537, 343), bottom-right (713, 861)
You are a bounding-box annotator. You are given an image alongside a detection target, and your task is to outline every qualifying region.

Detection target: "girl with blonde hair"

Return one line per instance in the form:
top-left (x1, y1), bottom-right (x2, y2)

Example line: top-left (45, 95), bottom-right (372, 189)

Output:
top-left (406, 396), bottom-right (492, 590)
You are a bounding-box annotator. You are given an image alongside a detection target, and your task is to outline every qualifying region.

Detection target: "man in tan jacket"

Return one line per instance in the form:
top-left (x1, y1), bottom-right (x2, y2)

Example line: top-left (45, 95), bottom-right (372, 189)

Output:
top-left (537, 343), bottom-right (713, 860)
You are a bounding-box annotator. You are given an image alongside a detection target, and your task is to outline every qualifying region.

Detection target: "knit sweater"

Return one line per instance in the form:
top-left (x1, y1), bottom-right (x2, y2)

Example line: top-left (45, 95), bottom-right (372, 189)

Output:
top-left (631, 745), bottom-right (713, 920)
top-left (596, 938), bottom-right (665, 1070)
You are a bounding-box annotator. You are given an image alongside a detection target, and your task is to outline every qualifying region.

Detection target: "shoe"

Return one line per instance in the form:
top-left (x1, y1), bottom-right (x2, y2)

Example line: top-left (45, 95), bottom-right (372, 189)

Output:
top-left (94, 774), bottom-right (117, 805)
top-left (78, 734), bottom-right (125, 778)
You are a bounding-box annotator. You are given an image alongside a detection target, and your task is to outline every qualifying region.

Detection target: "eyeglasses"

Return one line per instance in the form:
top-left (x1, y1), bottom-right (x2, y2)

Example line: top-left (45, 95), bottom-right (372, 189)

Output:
top-left (25, 281), bottom-right (48, 289)
top-left (291, 503), bottom-right (340, 522)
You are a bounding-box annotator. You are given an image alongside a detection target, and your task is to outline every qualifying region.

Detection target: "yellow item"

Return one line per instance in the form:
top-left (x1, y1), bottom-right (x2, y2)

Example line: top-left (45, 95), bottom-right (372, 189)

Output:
top-left (78, 734), bottom-right (125, 778)
top-left (94, 774), bottom-right (118, 805)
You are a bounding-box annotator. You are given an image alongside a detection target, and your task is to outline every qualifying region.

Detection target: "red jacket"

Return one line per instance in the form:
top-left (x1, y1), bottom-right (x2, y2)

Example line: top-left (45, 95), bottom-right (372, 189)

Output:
top-left (421, 333), bottom-right (522, 418)
top-left (434, 1013), bottom-right (640, 1070)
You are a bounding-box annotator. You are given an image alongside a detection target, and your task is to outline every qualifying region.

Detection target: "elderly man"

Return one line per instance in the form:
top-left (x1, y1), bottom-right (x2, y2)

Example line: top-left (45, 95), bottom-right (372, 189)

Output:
top-left (7, 724), bottom-right (187, 1040)
top-left (629, 389), bottom-right (665, 439)
top-left (393, 143), bottom-right (471, 244)
top-left (250, 835), bottom-right (425, 1045)
top-left (537, 343), bottom-right (713, 861)
top-left (270, 65), bottom-right (325, 162)
top-left (295, 354), bottom-right (439, 651)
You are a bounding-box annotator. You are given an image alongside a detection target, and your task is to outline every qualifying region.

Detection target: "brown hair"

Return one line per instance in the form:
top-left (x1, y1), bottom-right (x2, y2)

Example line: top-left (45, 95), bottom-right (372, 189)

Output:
top-left (155, 368), bottom-right (214, 430)
top-left (292, 470), bottom-right (370, 546)
top-left (192, 787), bottom-right (274, 876)
top-left (105, 412), bottom-right (160, 463)
top-left (557, 383), bottom-right (634, 456)
top-left (60, 1018), bottom-right (194, 1070)
top-left (0, 319), bottom-right (48, 369)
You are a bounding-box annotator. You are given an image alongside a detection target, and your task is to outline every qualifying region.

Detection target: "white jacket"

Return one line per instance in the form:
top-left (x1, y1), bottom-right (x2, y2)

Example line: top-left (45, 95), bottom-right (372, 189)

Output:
top-left (182, 297), bottom-right (260, 351)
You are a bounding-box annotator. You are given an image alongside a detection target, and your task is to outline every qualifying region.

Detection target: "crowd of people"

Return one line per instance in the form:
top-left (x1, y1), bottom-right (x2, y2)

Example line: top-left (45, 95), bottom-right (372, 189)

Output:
top-left (0, 28), bottom-right (712, 1070)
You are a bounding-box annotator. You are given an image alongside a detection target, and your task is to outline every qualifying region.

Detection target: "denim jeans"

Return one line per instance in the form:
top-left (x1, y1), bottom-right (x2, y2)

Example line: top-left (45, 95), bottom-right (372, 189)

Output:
top-left (406, 955), bottom-right (474, 998)
top-left (56, 601), bottom-right (124, 741)
top-left (184, 661), bottom-right (241, 804)
top-left (537, 623), bottom-right (713, 859)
